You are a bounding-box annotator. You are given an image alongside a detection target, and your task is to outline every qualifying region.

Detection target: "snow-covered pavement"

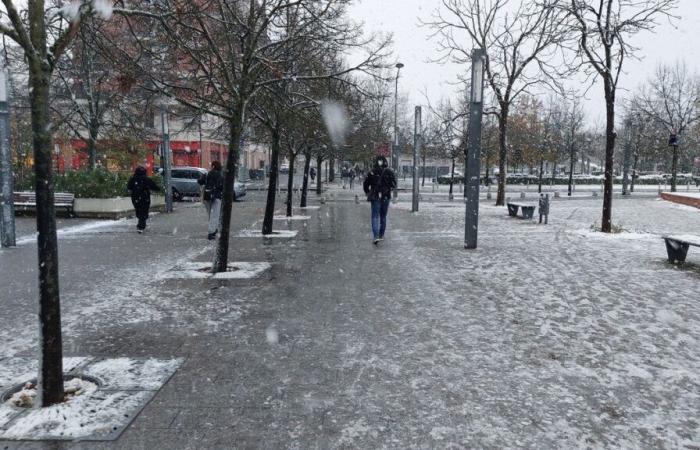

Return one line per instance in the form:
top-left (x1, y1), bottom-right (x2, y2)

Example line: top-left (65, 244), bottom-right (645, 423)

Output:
top-left (0, 192), bottom-right (698, 448)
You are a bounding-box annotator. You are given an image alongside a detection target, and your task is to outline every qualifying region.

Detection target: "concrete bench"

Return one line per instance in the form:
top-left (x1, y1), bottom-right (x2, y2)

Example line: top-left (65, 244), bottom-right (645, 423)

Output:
top-left (664, 235), bottom-right (700, 264)
top-left (507, 202), bottom-right (536, 219)
top-left (13, 191), bottom-right (75, 215)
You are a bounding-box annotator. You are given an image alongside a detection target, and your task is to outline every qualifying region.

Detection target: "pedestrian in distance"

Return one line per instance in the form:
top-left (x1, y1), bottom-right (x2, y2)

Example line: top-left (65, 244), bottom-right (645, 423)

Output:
top-left (127, 166), bottom-right (161, 234)
top-left (198, 160), bottom-right (224, 240)
top-left (363, 155), bottom-right (397, 245)
top-left (310, 166), bottom-right (316, 182)
top-left (349, 167), bottom-right (356, 190)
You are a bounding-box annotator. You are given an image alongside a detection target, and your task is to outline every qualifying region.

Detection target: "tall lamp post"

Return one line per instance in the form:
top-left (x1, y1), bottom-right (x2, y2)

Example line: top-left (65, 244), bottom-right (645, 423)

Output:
top-left (465, 49), bottom-right (485, 250)
top-left (160, 105), bottom-right (173, 213)
top-left (393, 62), bottom-right (404, 200)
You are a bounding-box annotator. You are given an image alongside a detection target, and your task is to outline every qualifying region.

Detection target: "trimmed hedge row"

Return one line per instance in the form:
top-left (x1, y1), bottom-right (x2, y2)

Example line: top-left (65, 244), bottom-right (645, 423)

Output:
top-left (17, 170), bottom-right (164, 199)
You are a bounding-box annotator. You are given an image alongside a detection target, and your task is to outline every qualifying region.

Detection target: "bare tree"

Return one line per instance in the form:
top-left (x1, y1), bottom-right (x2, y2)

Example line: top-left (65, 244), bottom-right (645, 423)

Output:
top-left (1, 0), bottom-right (116, 406)
top-left (425, 0), bottom-right (568, 205)
top-left (636, 61), bottom-right (699, 191)
top-left (558, 0), bottom-right (677, 231)
top-left (119, 0), bottom-right (388, 268)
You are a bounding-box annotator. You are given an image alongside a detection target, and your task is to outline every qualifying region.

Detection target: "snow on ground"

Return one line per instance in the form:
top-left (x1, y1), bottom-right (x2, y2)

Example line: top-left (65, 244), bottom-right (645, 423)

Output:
top-left (13, 218), bottom-right (135, 246)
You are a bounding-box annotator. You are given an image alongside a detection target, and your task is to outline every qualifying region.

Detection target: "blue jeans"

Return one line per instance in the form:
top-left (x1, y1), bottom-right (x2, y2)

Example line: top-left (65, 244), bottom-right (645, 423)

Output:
top-left (371, 197), bottom-right (391, 239)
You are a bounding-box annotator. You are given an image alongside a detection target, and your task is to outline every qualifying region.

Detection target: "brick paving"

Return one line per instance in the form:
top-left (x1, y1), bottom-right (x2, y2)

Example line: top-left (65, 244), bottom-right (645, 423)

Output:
top-left (1, 189), bottom-right (699, 449)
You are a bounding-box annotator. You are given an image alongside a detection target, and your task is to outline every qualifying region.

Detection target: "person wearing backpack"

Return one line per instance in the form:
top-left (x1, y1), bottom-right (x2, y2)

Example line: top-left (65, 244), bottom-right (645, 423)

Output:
top-left (363, 155), bottom-right (397, 245)
top-left (127, 166), bottom-right (161, 233)
top-left (198, 160), bottom-right (224, 240)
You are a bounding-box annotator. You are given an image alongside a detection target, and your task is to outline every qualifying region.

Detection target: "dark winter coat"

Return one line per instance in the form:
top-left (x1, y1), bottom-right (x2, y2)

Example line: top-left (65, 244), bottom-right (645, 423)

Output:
top-left (198, 168), bottom-right (224, 200)
top-left (127, 167), bottom-right (160, 213)
top-left (363, 166), bottom-right (397, 201)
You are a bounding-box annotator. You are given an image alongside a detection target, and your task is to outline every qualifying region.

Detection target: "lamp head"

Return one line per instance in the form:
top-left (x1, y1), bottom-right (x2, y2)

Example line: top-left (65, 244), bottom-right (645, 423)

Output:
top-left (395, 63), bottom-right (404, 69)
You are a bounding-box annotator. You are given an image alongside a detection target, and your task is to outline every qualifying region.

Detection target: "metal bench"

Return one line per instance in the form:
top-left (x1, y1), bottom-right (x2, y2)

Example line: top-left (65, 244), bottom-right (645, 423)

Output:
top-left (664, 235), bottom-right (700, 264)
top-left (507, 202), bottom-right (536, 219)
top-left (13, 191), bottom-right (75, 215)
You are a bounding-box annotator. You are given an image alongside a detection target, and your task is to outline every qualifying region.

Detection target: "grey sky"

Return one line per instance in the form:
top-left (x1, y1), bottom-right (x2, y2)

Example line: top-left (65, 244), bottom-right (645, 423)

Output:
top-left (350, 0), bottom-right (700, 128)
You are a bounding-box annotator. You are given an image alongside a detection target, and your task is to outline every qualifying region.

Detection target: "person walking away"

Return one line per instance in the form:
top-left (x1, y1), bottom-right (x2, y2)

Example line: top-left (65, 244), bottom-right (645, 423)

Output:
top-left (198, 160), bottom-right (224, 240)
top-left (349, 168), bottom-right (356, 190)
top-left (363, 156), bottom-right (397, 245)
top-left (127, 166), bottom-right (160, 233)
top-left (310, 166), bottom-right (316, 182)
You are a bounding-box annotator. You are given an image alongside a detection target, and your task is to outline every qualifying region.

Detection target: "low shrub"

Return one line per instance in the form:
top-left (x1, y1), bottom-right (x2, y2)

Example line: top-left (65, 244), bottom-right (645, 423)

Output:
top-left (17, 170), bottom-right (163, 199)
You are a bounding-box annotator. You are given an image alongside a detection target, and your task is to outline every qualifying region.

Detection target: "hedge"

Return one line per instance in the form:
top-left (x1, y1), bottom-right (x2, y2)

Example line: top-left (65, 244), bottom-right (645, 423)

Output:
top-left (17, 169), bottom-right (164, 199)
top-left (437, 175), bottom-right (700, 186)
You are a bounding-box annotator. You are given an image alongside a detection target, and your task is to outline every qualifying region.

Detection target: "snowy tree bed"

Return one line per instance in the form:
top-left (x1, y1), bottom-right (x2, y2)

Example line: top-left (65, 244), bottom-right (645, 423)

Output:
top-left (160, 261), bottom-right (272, 280)
top-left (0, 357), bottom-right (182, 441)
top-left (273, 215), bottom-right (311, 221)
top-left (236, 230), bottom-right (298, 238)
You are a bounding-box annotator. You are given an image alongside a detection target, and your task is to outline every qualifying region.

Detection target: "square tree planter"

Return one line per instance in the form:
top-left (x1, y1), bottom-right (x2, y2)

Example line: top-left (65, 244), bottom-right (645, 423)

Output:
top-left (73, 195), bottom-right (166, 219)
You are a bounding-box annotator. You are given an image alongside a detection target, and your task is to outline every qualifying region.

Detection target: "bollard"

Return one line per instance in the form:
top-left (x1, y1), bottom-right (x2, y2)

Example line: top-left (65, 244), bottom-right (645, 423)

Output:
top-left (554, 191), bottom-right (560, 198)
top-left (486, 191), bottom-right (492, 200)
top-left (520, 192), bottom-right (526, 199)
top-left (320, 196), bottom-right (326, 204)
top-left (449, 193), bottom-right (454, 201)
top-left (592, 191), bottom-right (598, 197)
top-left (354, 194), bottom-right (359, 204)
top-left (658, 184), bottom-right (662, 195)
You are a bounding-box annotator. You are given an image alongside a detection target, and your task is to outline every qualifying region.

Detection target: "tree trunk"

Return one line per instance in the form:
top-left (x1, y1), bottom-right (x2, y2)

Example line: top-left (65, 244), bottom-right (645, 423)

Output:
top-left (496, 110), bottom-right (509, 206)
top-left (551, 157), bottom-right (557, 185)
top-left (630, 152), bottom-right (639, 193)
top-left (538, 158), bottom-right (544, 193)
top-left (316, 153), bottom-right (323, 195)
top-left (28, 33), bottom-right (64, 406)
top-left (601, 84), bottom-right (616, 233)
top-left (301, 149), bottom-right (311, 208)
top-left (328, 157), bottom-right (335, 182)
top-left (568, 144), bottom-right (575, 197)
top-left (262, 126), bottom-right (281, 235)
top-left (448, 156), bottom-right (455, 196)
top-left (421, 153), bottom-right (426, 187)
top-left (213, 111), bottom-right (243, 273)
top-left (87, 118), bottom-right (99, 170)
top-left (671, 145), bottom-right (679, 192)
top-left (285, 151), bottom-right (296, 216)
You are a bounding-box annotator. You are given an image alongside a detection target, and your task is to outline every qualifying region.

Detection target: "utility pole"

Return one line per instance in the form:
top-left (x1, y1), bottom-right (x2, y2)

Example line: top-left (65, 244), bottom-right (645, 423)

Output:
top-left (393, 62), bottom-right (404, 200)
top-left (0, 67), bottom-right (15, 248)
top-left (412, 106), bottom-right (421, 212)
top-left (160, 106), bottom-right (173, 213)
top-left (465, 49), bottom-right (485, 250)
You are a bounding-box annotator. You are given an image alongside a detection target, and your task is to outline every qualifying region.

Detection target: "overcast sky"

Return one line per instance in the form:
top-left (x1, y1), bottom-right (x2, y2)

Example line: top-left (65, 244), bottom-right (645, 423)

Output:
top-left (349, 0), bottom-right (700, 128)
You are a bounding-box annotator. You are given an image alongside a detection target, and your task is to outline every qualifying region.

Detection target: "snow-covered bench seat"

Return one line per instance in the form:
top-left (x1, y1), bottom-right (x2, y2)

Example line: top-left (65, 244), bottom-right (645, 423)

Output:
top-left (664, 235), bottom-right (700, 264)
top-left (507, 202), bottom-right (536, 219)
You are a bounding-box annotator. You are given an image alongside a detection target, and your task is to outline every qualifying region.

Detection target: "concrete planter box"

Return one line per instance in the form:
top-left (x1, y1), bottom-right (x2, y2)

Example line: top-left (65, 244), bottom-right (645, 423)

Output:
top-left (74, 195), bottom-right (166, 219)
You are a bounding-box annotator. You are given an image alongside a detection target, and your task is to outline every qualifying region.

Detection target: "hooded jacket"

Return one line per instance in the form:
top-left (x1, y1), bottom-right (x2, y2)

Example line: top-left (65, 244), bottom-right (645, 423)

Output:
top-left (363, 161), bottom-right (397, 201)
top-left (127, 167), bottom-right (160, 208)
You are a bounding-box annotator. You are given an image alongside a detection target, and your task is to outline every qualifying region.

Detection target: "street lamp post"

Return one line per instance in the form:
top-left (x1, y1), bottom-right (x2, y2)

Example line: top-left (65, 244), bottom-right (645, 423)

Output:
top-left (412, 106), bottom-right (421, 212)
top-left (465, 48), bottom-right (485, 250)
top-left (622, 118), bottom-right (633, 196)
top-left (393, 62), bottom-right (404, 200)
top-left (160, 106), bottom-right (173, 213)
top-left (0, 67), bottom-right (15, 248)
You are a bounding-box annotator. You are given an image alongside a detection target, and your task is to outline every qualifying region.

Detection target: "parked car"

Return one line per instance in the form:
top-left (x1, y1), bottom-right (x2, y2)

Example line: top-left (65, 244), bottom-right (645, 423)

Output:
top-left (160, 166), bottom-right (246, 201)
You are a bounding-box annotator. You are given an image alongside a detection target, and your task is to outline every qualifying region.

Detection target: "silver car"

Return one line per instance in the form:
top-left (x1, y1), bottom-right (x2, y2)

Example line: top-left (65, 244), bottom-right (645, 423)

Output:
top-left (166, 167), bottom-right (246, 201)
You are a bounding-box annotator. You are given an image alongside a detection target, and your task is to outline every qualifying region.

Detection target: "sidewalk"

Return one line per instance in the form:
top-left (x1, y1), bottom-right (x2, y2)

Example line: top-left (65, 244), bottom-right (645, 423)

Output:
top-left (1, 192), bottom-right (700, 448)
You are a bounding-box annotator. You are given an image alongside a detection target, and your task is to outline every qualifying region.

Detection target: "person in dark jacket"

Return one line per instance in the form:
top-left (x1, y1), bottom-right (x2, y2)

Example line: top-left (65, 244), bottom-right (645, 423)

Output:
top-left (198, 160), bottom-right (224, 240)
top-left (127, 166), bottom-right (160, 233)
top-left (363, 156), bottom-right (397, 244)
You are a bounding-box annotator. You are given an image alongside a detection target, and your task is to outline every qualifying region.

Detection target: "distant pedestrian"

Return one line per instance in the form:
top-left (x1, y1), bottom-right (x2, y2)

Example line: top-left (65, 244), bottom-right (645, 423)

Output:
top-left (198, 161), bottom-right (224, 240)
top-left (349, 168), bottom-right (356, 190)
top-left (310, 167), bottom-right (316, 182)
top-left (127, 166), bottom-right (160, 233)
top-left (363, 156), bottom-right (397, 245)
